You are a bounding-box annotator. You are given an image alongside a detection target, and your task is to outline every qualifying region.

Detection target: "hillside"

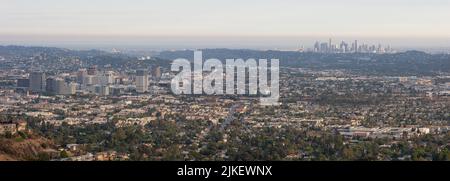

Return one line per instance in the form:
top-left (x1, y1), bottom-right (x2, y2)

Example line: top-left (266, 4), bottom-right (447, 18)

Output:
top-left (0, 134), bottom-right (58, 161)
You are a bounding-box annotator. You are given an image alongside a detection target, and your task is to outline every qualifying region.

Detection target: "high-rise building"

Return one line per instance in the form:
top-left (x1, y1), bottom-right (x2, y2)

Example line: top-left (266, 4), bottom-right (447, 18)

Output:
top-left (84, 75), bottom-right (98, 86)
top-left (153, 66), bottom-right (162, 80)
top-left (68, 82), bottom-right (77, 95)
top-left (135, 69), bottom-right (149, 93)
top-left (87, 66), bottom-right (97, 76)
top-left (29, 72), bottom-right (46, 93)
top-left (314, 41), bottom-right (320, 52)
top-left (320, 43), bottom-right (328, 53)
top-left (100, 71), bottom-right (114, 85)
top-left (328, 38), bottom-right (332, 53)
top-left (340, 41), bottom-right (348, 53)
top-left (110, 86), bottom-right (124, 96)
top-left (94, 85), bottom-right (109, 96)
top-left (46, 77), bottom-right (56, 94)
top-left (17, 79), bottom-right (30, 88)
top-left (77, 69), bottom-right (87, 85)
top-left (54, 78), bottom-right (67, 95)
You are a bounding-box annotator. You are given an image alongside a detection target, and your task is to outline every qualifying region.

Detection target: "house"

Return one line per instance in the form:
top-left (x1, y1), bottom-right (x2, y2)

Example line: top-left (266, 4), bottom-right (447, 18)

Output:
top-left (16, 120), bottom-right (27, 132)
top-left (0, 120), bottom-right (27, 135)
top-left (0, 123), bottom-right (17, 135)
top-left (66, 144), bottom-right (80, 151)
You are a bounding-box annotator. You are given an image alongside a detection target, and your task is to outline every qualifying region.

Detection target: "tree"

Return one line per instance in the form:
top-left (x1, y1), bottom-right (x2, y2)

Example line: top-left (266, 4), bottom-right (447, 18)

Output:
top-left (60, 150), bottom-right (69, 158)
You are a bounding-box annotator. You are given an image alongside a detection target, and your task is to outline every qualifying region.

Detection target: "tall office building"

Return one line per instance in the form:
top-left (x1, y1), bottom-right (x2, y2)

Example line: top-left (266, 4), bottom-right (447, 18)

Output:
top-left (94, 85), bottom-right (109, 96)
top-left (46, 77), bottom-right (56, 94)
top-left (314, 41), bottom-right (320, 52)
top-left (17, 78), bottom-right (30, 88)
top-left (87, 66), bottom-right (97, 76)
top-left (29, 72), bottom-right (46, 93)
top-left (54, 78), bottom-right (67, 95)
top-left (153, 66), bottom-right (162, 80)
top-left (77, 69), bottom-right (87, 85)
top-left (320, 43), bottom-right (328, 53)
top-left (100, 71), bottom-right (114, 85)
top-left (68, 82), bottom-right (77, 95)
top-left (328, 38), bottom-right (332, 53)
top-left (340, 41), bottom-right (348, 53)
top-left (135, 69), bottom-right (149, 93)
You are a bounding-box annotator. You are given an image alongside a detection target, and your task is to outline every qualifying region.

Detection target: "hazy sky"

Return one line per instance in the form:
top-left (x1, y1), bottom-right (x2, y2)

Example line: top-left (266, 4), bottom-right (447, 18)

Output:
top-left (1, 0), bottom-right (449, 49)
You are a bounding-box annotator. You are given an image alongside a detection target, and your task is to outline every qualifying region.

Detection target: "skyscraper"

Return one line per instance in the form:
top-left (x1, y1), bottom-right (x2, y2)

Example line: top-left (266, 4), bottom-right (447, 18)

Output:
top-left (68, 83), bottom-right (77, 95)
top-left (77, 69), bottom-right (87, 85)
top-left (328, 38), bottom-right (332, 53)
top-left (17, 78), bottom-right (30, 88)
top-left (100, 71), bottom-right (114, 86)
top-left (54, 78), bottom-right (67, 95)
top-left (314, 41), bottom-right (320, 52)
top-left (29, 71), bottom-right (46, 93)
top-left (153, 66), bottom-right (162, 80)
top-left (94, 85), bottom-right (109, 96)
top-left (340, 41), bottom-right (348, 53)
top-left (320, 43), bottom-right (328, 53)
top-left (136, 69), bottom-right (149, 93)
top-left (46, 77), bottom-right (56, 94)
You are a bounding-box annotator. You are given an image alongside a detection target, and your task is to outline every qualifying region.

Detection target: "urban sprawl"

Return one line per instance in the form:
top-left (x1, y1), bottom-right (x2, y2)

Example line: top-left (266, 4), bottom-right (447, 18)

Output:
top-left (0, 46), bottom-right (449, 161)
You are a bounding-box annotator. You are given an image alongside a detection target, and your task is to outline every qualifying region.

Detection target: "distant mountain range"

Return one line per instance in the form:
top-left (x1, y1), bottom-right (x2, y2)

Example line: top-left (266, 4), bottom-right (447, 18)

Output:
top-left (1, 45), bottom-right (449, 76)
